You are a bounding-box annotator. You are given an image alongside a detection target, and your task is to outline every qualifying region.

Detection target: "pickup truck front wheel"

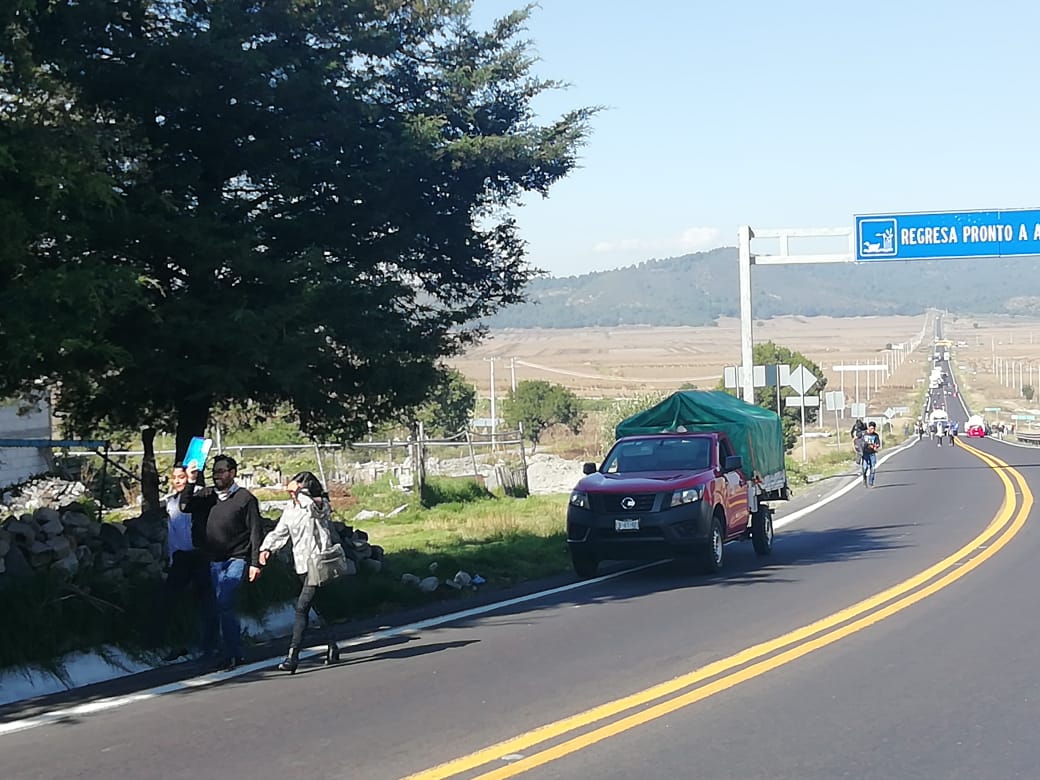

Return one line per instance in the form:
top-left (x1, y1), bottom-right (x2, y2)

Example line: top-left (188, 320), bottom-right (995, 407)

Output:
top-left (571, 549), bottom-right (600, 579)
top-left (751, 506), bottom-right (774, 556)
top-left (700, 516), bottom-right (724, 574)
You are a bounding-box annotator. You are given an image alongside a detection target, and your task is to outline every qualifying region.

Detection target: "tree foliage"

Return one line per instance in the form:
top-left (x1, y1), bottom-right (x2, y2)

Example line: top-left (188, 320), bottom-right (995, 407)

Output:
top-left (0, 1), bottom-right (594, 459)
top-left (715, 341), bottom-right (828, 452)
top-left (600, 391), bottom-right (666, 445)
top-left (503, 380), bottom-right (584, 451)
top-left (411, 367), bottom-right (476, 438)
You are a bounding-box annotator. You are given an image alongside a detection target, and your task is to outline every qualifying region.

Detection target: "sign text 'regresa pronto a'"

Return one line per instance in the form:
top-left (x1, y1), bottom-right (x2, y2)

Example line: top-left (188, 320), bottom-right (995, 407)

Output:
top-left (855, 208), bottom-right (1040, 261)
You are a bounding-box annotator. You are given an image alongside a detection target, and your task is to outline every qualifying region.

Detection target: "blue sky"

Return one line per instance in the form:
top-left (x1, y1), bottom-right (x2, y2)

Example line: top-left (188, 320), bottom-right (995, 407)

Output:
top-left (469, 1), bottom-right (1040, 278)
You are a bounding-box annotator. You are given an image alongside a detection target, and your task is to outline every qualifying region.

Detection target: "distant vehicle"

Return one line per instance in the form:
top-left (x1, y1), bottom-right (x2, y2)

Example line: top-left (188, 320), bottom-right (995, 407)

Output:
top-left (929, 409), bottom-right (949, 425)
top-left (966, 414), bottom-right (986, 437)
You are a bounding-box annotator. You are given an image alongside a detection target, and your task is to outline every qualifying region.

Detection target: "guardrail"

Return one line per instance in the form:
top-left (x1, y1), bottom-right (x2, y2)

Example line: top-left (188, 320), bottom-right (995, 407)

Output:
top-left (1015, 432), bottom-right (1040, 446)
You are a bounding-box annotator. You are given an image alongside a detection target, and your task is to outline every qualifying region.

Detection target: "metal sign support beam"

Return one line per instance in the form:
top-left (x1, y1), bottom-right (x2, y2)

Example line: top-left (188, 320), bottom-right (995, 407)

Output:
top-left (737, 226), bottom-right (855, 403)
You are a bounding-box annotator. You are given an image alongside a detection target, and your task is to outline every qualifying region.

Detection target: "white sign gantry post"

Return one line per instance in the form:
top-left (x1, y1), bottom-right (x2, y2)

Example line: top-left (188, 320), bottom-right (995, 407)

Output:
top-left (737, 225), bottom-right (856, 404)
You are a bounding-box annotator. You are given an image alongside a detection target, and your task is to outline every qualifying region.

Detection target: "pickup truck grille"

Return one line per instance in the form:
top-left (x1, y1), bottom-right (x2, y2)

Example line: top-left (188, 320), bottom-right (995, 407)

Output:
top-left (590, 493), bottom-right (657, 513)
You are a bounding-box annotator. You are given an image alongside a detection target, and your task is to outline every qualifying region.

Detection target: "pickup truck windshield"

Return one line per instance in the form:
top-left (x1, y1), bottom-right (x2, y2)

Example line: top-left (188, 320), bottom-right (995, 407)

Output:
top-left (604, 437), bottom-right (712, 473)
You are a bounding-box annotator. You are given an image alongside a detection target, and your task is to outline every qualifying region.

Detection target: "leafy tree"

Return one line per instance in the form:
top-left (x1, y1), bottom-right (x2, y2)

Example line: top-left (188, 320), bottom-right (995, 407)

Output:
top-left (411, 367), bottom-right (476, 438)
top-left (1023, 384), bottom-right (1035, 402)
top-left (0, 2), bottom-right (595, 468)
top-left (600, 392), bottom-right (666, 445)
top-left (503, 380), bottom-right (585, 452)
top-left (716, 341), bottom-right (828, 451)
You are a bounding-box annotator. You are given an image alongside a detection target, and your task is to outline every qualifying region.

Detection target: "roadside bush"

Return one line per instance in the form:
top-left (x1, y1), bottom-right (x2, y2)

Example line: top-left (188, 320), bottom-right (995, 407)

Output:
top-left (598, 392), bottom-right (667, 444)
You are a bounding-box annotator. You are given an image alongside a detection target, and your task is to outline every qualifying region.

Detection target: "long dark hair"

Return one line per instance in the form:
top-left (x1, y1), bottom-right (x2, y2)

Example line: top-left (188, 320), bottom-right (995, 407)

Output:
top-left (290, 470), bottom-right (327, 499)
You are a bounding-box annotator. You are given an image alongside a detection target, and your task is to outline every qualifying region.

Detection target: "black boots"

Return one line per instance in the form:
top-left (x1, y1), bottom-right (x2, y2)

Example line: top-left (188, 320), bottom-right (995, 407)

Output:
top-left (278, 647), bottom-right (300, 675)
top-left (277, 643), bottom-right (336, 674)
top-left (324, 643), bottom-right (340, 665)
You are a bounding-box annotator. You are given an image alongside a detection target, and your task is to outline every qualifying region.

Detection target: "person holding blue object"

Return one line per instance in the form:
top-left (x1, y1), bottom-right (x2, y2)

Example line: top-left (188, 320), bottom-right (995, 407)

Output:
top-left (151, 464), bottom-right (217, 661)
top-left (180, 454), bottom-right (263, 671)
top-left (861, 422), bottom-right (882, 487)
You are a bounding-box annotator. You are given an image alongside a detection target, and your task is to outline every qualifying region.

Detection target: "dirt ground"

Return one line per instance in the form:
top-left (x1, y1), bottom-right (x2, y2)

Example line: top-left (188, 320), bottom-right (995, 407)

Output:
top-left (942, 315), bottom-right (1040, 431)
top-left (455, 314), bottom-right (1040, 467)
top-left (451, 314), bottom-right (941, 461)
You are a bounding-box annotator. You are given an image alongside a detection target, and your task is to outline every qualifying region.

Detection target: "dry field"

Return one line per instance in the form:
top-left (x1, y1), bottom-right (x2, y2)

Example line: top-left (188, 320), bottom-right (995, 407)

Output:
top-left (942, 315), bottom-right (1040, 430)
top-left (451, 314), bottom-right (943, 460)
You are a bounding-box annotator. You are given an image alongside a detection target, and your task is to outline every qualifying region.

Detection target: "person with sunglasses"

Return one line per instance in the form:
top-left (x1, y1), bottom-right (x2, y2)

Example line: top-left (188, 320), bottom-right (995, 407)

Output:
top-left (181, 454), bottom-right (263, 671)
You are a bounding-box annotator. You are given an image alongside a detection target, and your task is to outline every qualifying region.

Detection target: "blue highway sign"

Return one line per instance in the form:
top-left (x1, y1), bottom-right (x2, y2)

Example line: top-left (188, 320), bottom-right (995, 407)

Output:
top-left (855, 208), bottom-right (1040, 261)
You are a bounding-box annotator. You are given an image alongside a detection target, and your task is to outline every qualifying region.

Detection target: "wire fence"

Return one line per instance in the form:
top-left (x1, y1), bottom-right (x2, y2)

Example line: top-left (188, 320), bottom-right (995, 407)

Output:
top-left (28, 426), bottom-right (530, 500)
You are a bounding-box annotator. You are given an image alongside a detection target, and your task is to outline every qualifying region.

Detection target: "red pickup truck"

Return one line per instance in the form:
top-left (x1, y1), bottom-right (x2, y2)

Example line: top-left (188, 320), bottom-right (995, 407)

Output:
top-left (566, 431), bottom-right (776, 577)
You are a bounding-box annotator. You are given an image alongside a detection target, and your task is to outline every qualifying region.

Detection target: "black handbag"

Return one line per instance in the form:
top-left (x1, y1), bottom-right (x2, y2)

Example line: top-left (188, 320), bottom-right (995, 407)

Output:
top-left (306, 542), bottom-right (349, 587)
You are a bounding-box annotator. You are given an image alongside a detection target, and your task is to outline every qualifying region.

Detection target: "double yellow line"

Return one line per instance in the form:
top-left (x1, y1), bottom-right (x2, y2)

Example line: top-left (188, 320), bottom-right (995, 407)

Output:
top-left (405, 440), bottom-right (1031, 780)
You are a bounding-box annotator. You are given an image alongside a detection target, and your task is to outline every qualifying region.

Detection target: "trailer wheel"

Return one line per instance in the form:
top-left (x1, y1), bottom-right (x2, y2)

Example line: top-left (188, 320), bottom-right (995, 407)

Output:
top-left (751, 506), bottom-right (774, 556)
top-left (571, 549), bottom-right (599, 579)
top-left (700, 515), bottom-right (725, 574)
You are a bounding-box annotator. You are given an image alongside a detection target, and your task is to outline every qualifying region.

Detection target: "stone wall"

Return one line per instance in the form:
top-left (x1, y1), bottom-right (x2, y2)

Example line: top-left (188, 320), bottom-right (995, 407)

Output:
top-left (0, 477), bottom-right (160, 580)
top-left (0, 401), bottom-right (53, 489)
top-left (0, 477), bottom-right (382, 584)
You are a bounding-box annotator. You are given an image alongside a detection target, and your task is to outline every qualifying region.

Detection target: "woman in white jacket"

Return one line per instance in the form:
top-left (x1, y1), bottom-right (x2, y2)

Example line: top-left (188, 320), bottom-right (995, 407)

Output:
top-left (258, 471), bottom-right (341, 674)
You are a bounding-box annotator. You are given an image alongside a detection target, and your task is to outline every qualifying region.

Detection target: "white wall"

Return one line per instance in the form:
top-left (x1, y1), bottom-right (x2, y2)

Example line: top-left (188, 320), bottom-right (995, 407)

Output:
top-left (0, 400), bottom-right (53, 489)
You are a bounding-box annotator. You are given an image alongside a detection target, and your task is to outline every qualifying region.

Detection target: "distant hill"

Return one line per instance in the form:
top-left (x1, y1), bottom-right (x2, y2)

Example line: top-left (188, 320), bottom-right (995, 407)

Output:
top-left (482, 247), bottom-right (1040, 329)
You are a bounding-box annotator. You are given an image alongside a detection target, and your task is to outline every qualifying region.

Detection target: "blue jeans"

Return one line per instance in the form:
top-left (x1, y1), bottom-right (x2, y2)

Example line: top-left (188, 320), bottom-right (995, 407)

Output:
top-left (210, 558), bottom-right (246, 658)
top-left (862, 452), bottom-right (877, 486)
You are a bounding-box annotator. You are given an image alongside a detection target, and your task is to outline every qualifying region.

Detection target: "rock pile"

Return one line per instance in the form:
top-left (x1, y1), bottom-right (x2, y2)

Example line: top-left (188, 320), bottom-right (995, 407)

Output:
top-left (0, 506), bottom-right (168, 582)
top-left (0, 477), bottom-right (382, 585)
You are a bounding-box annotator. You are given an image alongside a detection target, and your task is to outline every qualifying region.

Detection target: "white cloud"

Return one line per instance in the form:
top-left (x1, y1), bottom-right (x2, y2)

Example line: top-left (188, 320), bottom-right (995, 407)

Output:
top-left (591, 227), bottom-right (723, 256)
top-left (677, 227), bottom-right (722, 251)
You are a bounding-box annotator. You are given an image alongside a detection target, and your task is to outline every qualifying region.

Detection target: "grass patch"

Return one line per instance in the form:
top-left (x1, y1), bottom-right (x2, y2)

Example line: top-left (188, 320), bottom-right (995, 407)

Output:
top-left (785, 449), bottom-right (857, 486)
top-left (420, 476), bottom-right (491, 507)
top-left (0, 493), bottom-right (570, 670)
top-left (5, 441), bottom-right (878, 671)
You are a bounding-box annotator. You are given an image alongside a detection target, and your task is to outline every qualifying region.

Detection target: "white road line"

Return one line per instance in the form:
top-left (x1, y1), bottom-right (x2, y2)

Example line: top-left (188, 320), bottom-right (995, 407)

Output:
top-left (0, 440), bottom-right (918, 737)
top-left (0, 563), bottom-right (663, 737)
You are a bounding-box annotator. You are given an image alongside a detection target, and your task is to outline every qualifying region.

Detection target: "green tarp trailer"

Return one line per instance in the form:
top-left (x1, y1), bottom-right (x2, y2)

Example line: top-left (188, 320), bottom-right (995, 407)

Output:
top-left (615, 390), bottom-right (787, 495)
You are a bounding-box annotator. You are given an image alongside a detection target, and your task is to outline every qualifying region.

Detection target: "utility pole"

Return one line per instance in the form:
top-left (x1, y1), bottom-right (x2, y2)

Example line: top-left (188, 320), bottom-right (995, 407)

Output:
top-left (484, 357), bottom-right (498, 447)
top-left (510, 357), bottom-right (517, 393)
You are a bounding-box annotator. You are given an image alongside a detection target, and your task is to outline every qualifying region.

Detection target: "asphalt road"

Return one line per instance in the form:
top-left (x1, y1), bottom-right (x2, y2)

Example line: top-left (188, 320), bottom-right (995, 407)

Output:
top-left (2, 420), bottom-right (1038, 778)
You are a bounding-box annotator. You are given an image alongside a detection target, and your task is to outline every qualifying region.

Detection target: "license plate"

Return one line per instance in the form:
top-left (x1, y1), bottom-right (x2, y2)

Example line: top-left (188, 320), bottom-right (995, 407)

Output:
top-left (615, 518), bottom-right (640, 531)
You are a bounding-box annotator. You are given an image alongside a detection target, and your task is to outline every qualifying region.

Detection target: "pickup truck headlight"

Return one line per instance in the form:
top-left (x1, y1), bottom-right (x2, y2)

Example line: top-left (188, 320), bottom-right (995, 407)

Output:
top-left (569, 490), bottom-right (589, 509)
top-left (670, 487), bottom-right (702, 507)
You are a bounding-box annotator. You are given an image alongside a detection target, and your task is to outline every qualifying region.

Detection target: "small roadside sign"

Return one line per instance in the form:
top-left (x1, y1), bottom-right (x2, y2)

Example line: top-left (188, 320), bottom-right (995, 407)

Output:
top-left (984, 407), bottom-right (1002, 412)
top-left (824, 391), bottom-right (845, 411)
top-left (785, 396), bottom-right (820, 407)
top-left (724, 363), bottom-right (791, 389)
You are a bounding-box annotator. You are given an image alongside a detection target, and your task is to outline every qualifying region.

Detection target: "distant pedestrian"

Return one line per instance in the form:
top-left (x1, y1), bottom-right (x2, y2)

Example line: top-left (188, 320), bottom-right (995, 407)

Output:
top-left (180, 454), bottom-right (263, 672)
top-left (853, 427), bottom-right (865, 466)
top-left (861, 422), bottom-right (882, 487)
top-left (850, 418), bottom-right (867, 439)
